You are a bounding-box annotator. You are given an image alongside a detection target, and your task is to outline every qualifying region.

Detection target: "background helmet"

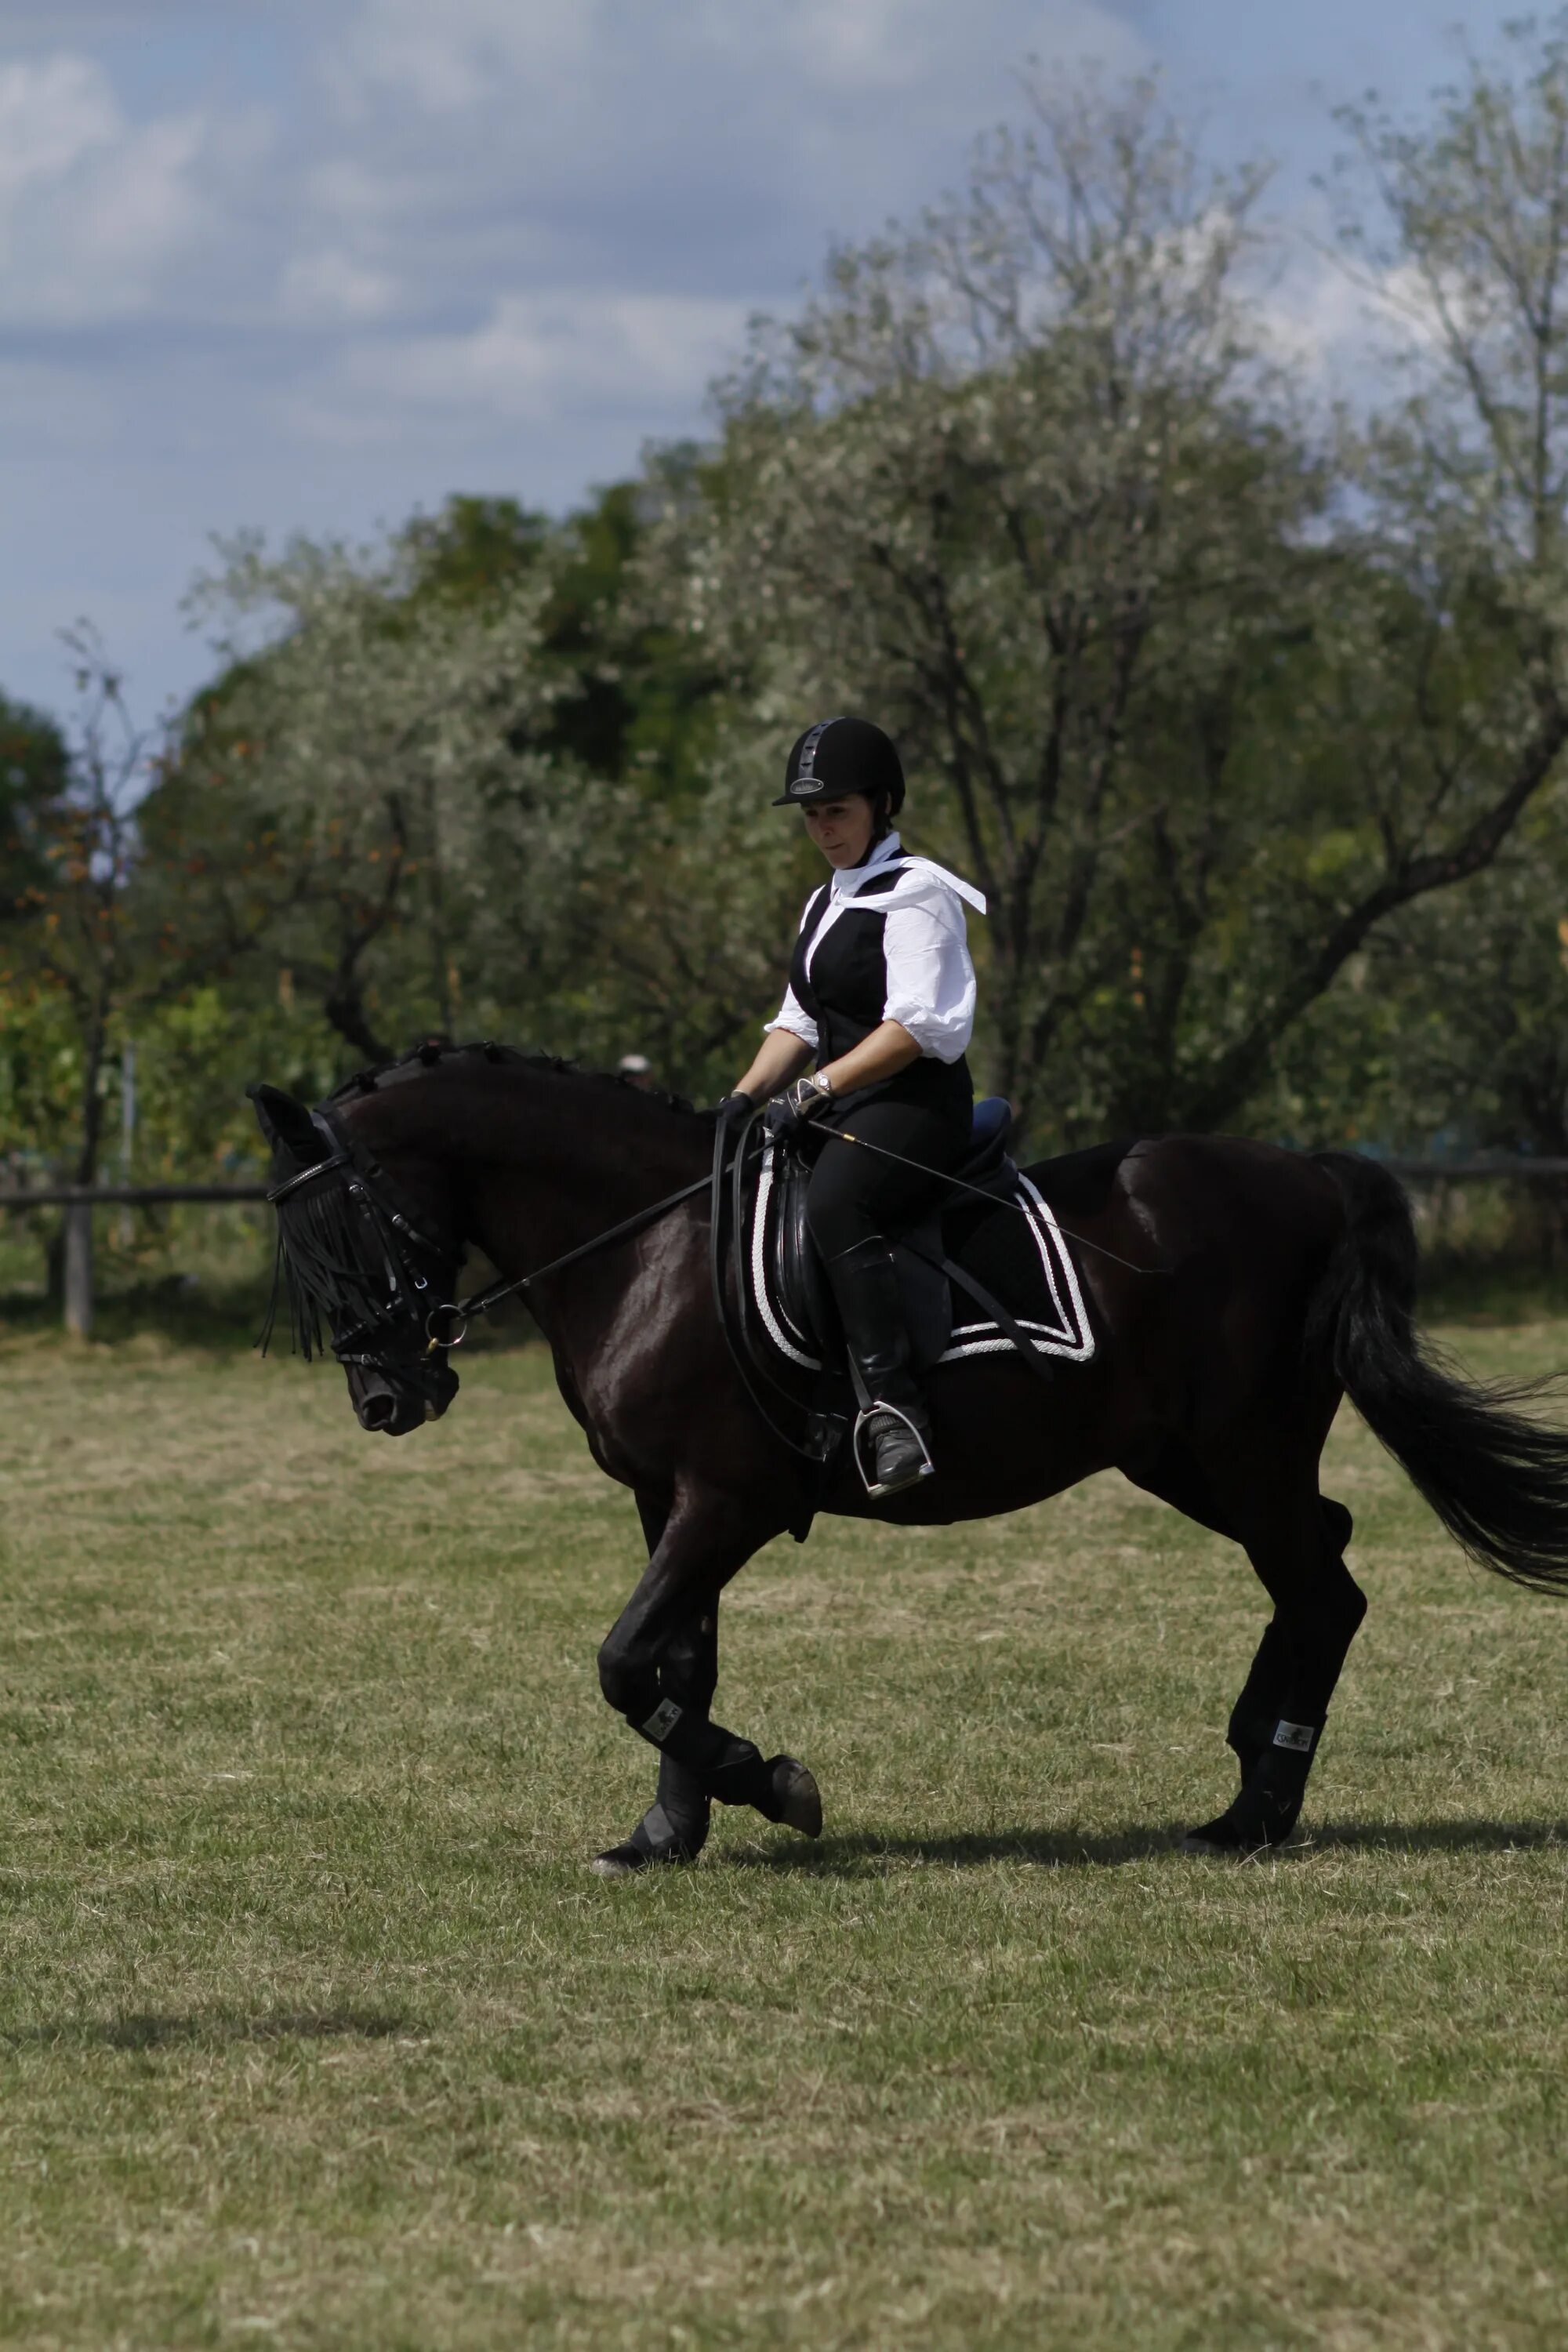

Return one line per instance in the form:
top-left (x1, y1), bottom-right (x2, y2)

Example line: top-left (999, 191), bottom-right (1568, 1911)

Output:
top-left (772, 716), bottom-right (906, 815)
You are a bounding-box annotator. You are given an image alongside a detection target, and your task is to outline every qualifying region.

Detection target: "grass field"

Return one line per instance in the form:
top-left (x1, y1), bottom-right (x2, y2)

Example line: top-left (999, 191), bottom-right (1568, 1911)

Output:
top-left (1, 1316), bottom-right (1566, 2350)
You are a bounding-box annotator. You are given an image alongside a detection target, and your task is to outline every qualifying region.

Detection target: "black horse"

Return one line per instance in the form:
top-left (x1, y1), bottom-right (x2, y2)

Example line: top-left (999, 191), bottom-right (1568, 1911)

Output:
top-left (252, 1044), bottom-right (1568, 1869)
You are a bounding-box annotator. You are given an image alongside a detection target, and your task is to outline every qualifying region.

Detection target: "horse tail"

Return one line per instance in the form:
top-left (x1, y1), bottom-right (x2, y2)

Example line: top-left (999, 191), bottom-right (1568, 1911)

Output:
top-left (1312, 1150), bottom-right (1568, 1594)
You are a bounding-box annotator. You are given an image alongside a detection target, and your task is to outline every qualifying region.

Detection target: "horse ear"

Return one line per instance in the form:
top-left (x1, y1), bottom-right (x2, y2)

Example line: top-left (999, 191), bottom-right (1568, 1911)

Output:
top-left (250, 1083), bottom-right (319, 1160)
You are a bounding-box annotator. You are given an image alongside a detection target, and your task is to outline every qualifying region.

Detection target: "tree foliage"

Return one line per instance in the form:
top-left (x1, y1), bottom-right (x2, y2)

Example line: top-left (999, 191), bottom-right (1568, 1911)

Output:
top-left (649, 36), bottom-right (1568, 1134)
top-left (16, 24), bottom-right (1568, 1208)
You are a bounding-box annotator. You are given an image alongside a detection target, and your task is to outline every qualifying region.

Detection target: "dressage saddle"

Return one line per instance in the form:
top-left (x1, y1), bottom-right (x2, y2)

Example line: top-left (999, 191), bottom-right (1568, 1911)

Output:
top-left (763, 1095), bottom-right (1019, 1374)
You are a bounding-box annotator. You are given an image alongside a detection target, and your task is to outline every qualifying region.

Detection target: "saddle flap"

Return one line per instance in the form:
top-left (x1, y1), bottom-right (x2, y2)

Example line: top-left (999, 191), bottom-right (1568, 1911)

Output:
top-left (761, 1145), bottom-right (953, 1374)
top-left (772, 1144), bottom-right (837, 1359)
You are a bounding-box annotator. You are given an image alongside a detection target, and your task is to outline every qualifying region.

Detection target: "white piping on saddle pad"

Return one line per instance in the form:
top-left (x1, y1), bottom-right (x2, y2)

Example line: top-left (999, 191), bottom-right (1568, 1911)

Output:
top-left (936, 1173), bottom-right (1095, 1366)
top-left (748, 1156), bottom-right (1095, 1375)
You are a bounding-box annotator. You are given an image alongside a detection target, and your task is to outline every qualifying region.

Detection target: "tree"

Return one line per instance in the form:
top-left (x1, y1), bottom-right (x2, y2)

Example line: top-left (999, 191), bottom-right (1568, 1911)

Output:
top-left (0, 688), bottom-right (69, 931)
top-left (5, 638), bottom-right (175, 1191)
top-left (154, 499), bottom-right (760, 1099)
top-left (165, 525), bottom-right (562, 1060)
top-left (1167, 11), bottom-right (1568, 1132)
top-left (657, 70), bottom-right (1316, 1130)
top-left (1290, 791), bottom-right (1568, 1165)
top-left (654, 40), bottom-right (1568, 1140)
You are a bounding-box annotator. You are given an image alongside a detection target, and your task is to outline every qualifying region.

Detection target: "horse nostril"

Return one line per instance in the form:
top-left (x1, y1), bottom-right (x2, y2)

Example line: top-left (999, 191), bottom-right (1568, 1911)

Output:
top-left (359, 1392), bottom-right (397, 1429)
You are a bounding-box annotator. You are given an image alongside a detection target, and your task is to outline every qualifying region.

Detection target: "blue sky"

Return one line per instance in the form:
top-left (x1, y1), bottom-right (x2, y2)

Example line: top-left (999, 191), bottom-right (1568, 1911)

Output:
top-left (0, 1), bottom-right (1534, 728)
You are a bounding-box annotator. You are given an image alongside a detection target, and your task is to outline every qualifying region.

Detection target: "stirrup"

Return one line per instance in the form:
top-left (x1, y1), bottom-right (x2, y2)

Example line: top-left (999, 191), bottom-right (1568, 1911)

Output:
top-left (852, 1401), bottom-right (935, 1499)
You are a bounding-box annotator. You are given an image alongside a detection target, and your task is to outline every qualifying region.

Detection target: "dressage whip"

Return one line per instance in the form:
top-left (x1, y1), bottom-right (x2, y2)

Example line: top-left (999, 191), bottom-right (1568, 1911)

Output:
top-left (811, 1125), bottom-right (1173, 1277)
top-left (429, 1109), bottom-right (1168, 1350)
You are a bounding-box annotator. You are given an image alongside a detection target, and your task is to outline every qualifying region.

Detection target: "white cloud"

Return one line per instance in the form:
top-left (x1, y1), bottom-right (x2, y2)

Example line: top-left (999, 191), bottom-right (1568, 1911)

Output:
top-left (303, 290), bottom-right (753, 434)
top-left (0, 0), bottom-right (1156, 723)
top-left (697, 0), bottom-right (1145, 96)
top-left (332, 0), bottom-right (1143, 122)
top-left (1254, 192), bottom-right (1440, 401)
top-left (279, 246), bottom-right (401, 323)
top-left (0, 51), bottom-right (238, 324)
top-left (0, 54), bottom-right (118, 196)
top-left (330, 0), bottom-right (593, 115)
top-left (695, 0), bottom-right (941, 95)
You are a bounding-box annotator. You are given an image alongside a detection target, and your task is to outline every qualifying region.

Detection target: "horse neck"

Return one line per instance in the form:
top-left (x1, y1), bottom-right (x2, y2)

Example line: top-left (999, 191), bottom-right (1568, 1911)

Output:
top-left (346, 1063), bottom-right (710, 1271)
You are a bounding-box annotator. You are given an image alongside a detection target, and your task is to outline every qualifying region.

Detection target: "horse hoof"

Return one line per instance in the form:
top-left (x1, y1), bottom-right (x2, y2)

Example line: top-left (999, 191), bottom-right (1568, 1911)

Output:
top-left (590, 1841), bottom-right (651, 1876)
top-left (768, 1756), bottom-right (823, 1838)
top-left (1182, 1804), bottom-right (1298, 1858)
top-left (1182, 1820), bottom-right (1264, 1858)
top-left (589, 1838), bottom-right (696, 1876)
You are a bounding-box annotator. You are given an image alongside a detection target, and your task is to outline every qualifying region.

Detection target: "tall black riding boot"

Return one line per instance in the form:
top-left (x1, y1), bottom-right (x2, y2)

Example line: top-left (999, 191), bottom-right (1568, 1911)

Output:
top-left (823, 1237), bottom-right (935, 1497)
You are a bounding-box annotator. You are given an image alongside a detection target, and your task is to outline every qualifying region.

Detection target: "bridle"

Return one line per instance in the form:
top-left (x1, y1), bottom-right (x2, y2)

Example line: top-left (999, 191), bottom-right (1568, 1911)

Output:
top-left (263, 1105), bottom-right (713, 1373)
top-left (263, 1109), bottom-right (462, 1370)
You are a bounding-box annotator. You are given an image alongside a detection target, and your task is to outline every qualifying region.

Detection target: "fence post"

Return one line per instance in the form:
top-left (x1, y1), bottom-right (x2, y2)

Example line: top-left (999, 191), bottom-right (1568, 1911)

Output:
top-left (64, 1203), bottom-right (93, 1339)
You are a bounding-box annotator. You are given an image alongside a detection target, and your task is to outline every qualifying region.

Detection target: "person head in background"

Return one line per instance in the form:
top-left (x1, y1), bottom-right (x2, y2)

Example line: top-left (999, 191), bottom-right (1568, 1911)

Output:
top-left (618, 1054), bottom-right (655, 1091)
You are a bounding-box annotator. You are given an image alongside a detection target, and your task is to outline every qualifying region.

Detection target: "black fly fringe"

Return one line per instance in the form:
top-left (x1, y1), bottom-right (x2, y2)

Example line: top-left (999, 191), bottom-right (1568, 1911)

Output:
top-left (258, 1175), bottom-right (402, 1359)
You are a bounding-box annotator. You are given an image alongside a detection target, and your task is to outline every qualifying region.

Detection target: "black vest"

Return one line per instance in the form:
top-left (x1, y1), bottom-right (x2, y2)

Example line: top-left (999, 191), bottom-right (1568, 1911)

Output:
top-left (789, 862), bottom-right (972, 1125)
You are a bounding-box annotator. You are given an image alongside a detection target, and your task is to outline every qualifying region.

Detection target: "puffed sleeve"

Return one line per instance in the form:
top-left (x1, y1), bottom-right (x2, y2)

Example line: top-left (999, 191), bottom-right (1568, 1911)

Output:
top-left (764, 982), bottom-right (818, 1051)
top-left (881, 884), bottom-right (975, 1062)
top-left (762, 894), bottom-right (820, 1050)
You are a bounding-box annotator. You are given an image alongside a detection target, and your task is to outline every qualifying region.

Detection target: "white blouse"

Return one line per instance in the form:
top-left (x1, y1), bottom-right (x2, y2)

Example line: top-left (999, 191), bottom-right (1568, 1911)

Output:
top-left (764, 832), bottom-right (985, 1066)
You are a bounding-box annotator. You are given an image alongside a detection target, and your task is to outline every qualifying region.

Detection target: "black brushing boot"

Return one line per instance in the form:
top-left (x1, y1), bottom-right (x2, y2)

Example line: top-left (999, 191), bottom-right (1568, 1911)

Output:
top-left (1185, 1718), bottom-right (1323, 1856)
top-left (591, 1751), bottom-right (712, 1877)
top-left (823, 1237), bottom-right (935, 1497)
top-left (593, 1701), bottom-right (824, 1875)
top-left (1226, 1618), bottom-right (1292, 1788)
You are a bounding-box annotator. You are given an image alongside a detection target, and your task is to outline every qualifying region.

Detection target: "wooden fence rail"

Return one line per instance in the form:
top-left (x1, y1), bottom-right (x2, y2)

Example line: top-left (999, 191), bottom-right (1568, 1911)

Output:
top-left (0, 1184), bottom-right (269, 1207)
top-left (0, 1183), bottom-right (269, 1338)
top-left (1388, 1159), bottom-right (1568, 1179)
top-left (4, 1160), bottom-right (1567, 1339)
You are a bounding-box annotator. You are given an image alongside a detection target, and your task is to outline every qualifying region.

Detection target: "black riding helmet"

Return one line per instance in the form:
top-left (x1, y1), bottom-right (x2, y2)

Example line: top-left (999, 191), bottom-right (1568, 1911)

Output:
top-left (772, 715), bottom-right (906, 815)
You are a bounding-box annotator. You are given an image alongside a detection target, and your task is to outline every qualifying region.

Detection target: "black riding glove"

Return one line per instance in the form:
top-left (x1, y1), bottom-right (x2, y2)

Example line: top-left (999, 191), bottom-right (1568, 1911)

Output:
top-left (769, 1073), bottom-right (836, 1143)
top-left (714, 1092), bottom-right (755, 1128)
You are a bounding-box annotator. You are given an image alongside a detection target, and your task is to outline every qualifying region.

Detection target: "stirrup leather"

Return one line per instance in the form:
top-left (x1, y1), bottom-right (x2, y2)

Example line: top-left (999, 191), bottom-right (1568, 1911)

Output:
top-left (852, 1400), bottom-right (935, 1498)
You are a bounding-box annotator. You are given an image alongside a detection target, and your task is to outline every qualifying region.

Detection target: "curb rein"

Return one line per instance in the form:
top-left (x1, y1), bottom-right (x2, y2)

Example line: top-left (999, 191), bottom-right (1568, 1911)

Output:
top-left (266, 1109), bottom-right (713, 1367)
top-left (267, 1102), bottom-right (1167, 1378)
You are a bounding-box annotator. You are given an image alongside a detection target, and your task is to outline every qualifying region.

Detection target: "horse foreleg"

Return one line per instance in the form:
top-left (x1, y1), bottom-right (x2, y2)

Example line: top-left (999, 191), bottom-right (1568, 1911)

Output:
top-left (590, 1483), bottom-right (819, 1875)
top-left (593, 1589), bottom-right (719, 1872)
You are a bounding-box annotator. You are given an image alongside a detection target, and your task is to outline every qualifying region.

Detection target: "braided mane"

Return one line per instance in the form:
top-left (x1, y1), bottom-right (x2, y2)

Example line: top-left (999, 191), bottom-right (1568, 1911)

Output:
top-left (327, 1040), bottom-right (700, 1119)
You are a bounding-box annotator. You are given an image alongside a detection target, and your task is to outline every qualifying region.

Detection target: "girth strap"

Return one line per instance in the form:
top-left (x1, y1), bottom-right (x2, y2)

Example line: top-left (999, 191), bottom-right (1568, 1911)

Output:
top-left (938, 1253), bottom-right (1062, 1388)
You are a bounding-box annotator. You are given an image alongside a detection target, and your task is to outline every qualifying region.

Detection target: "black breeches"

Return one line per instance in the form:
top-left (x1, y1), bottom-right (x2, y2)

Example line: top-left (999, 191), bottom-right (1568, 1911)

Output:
top-left (804, 1098), bottom-right (970, 1261)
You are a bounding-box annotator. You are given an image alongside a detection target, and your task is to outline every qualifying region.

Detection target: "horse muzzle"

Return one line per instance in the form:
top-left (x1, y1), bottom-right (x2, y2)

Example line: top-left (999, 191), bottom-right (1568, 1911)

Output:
top-left (347, 1358), bottom-right (459, 1436)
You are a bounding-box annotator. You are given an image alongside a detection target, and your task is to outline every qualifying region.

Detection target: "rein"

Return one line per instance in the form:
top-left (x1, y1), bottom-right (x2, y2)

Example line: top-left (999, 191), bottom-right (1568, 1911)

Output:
top-left (267, 1087), bottom-right (1165, 1386)
top-left (428, 1173), bottom-right (713, 1350)
top-left (424, 1109), bottom-right (1170, 1361)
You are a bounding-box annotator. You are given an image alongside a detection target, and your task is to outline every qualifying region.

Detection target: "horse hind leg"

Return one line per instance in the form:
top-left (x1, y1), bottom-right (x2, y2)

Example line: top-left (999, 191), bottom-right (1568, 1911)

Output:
top-left (1225, 1498), bottom-right (1356, 1788)
top-left (1188, 1467), bottom-right (1367, 1856)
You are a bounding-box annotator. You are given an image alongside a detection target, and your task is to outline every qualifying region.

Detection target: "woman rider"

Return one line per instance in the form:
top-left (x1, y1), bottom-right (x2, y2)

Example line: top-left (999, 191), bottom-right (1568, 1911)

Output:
top-left (723, 716), bottom-right (986, 1499)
